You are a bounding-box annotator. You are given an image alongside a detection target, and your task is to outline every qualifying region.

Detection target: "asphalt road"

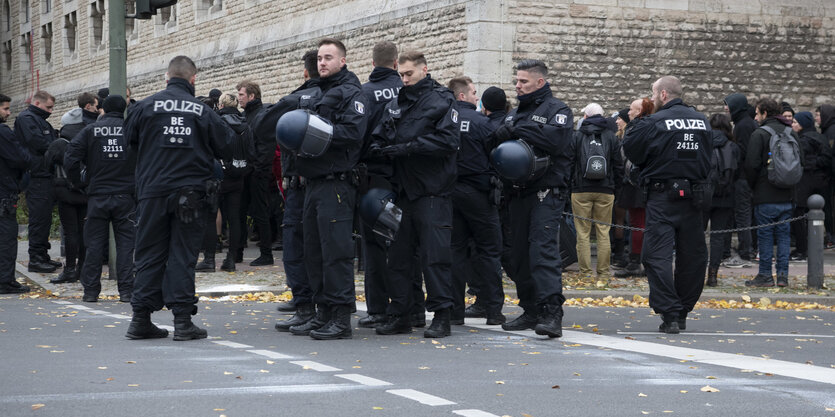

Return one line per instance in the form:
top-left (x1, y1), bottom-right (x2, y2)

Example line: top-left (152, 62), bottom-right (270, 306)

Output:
top-left (1, 296), bottom-right (833, 417)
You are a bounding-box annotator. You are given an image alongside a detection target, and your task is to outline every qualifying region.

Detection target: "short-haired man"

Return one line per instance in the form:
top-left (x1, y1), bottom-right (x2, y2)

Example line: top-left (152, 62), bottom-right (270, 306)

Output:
top-left (77, 92), bottom-right (100, 125)
top-left (623, 76), bottom-right (713, 333)
top-left (15, 90), bottom-right (60, 273)
top-left (371, 51), bottom-right (460, 338)
top-left (743, 98), bottom-right (803, 288)
top-left (124, 55), bottom-right (233, 340)
top-left (489, 59), bottom-right (573, 338)
top-left (0, 94), bottom-right (32, 293)
top-left (288, 38), bottom-right (368, 340)
top-left (447, 76), bottom-right (505, 326)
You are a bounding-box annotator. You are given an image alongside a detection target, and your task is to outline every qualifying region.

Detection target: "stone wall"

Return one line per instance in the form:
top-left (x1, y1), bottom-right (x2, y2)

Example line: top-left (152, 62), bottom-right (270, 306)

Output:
top-left (1, 0), bottom-right (834, 125)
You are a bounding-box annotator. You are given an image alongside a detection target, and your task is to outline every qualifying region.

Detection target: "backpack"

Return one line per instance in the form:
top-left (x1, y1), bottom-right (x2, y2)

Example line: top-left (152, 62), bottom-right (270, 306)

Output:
top-left (760, 125), bottom-right (802, 188)
top-left (579, 131), bottom-right (609, 180)
top-left (709, 139), bottom-right (737, 196)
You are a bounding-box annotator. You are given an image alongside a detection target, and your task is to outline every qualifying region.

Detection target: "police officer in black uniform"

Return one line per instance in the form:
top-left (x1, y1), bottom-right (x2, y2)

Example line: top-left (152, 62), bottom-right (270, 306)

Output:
top-left (371, 51), bottom-right (460, 338)
top-left (447, 76), bottom-right (505, 326)
top-left (622, 76), bottom-right (712, 334)
top-left (356, 41), bottom-right (403, 328)
top-left (490, 59), bottom-right (574, 338)
top-left (65, 95), bottom-right (136, 303)
top-left (123, 56), bottom-right (232, 341)
top-left (15, 90), bottom-right (61, 273)
top-left (0, 94), bottom-right (32, 294)
top-left (258, 50), bottom-right (322, 331)
top-left (288, 38), bottom-right (367, 340)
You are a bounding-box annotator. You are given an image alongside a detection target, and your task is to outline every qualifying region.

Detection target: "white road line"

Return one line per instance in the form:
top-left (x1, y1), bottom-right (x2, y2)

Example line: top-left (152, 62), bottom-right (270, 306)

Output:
top-left (51, 301), bottom-right (72, 305)
top-left (289, 361), bottom-right (342, 372)
top-left (68, 305), bottom-right (91, 310)
top-left (158, 325), bottom-right (174, 331)
top-left (247, 349), bottom-right (292, 359)
top-left (386, 389), bottom-right (456, 406)
top-left (471, 325), bottom-right (835, 385)
top-left (212, 341), bottom-right (253, 349)
top-left (107, 314), bottom-right (131, 320)
top-left (87, 309), bottom-right (110, 315)
top-left (617, 331), bottom-right (835, 338)
top-left (453, 410), bottom-right (501, 417)
top-left (335, 374), bottom-right (393, 386)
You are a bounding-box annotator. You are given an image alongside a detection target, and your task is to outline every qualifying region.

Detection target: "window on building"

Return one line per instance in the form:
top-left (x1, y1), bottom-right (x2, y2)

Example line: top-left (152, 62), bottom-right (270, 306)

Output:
top-left (21, 0), bottom-right (31, 23)
top-left (40, 22), bottom-right (51, 68)
top-left (125, 0), bottom-right (139, 42)
top-left (19, 31), bottom-right (31, 72)
top-left (63, 10), bottom-right (78, 62)
top-left (89, 0), bottom-right (105, 54)
top-left (194, 0), bottom-right (223, 22)
top-left (4, 0), bottom-right (11, 32)
top-left (41, 0), bottom-right (50, 13)
top-left (2, 40), bottom-right (11, 72)
top-left (154, 5), bottom-right (177, 35)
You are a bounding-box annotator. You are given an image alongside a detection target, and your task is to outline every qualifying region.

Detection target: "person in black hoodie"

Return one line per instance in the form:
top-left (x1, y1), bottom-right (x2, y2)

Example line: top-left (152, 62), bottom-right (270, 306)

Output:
top-left (571, 103), bottom-right (623, 279)
top-left (723, 93), bottom-right (758, 265)
top-left (704, 114), bottom-right (741, 286)
top-left (790, 111), bottom-right (831, 260)
top-left (44, 108), bottom-right (88, 284)
top-left (818, 104), bottom-right (835, 247)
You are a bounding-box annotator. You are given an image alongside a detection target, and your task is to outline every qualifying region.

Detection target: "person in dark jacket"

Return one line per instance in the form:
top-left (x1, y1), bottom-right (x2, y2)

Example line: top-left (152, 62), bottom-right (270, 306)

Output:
top-left (370, 50), bottom-right (460, 338)
top-left (703, 113), bottom-right (741, 286)
top-left (790, 111), bottom-right (831, 261)
top-left (15, 90), bottom-right (60, 273)
top-left (65, 95), bottom-right (135, 302)
top-left (78, 92), bottom-right (101, 125)
top-left (571, 103), bottom-right (623, 279)
top-left (489, 59), bottom-right (574, 338)
top-left (723, 93), bottom-right (759, 265)
top-left (44, 108), bottom-right (88, 284)
top-left (818, 104), bottom-right (835, 247)
top-left (744, 98), bottom-right (804, 288)
top-left (0, 93), bottom-right (32, 294)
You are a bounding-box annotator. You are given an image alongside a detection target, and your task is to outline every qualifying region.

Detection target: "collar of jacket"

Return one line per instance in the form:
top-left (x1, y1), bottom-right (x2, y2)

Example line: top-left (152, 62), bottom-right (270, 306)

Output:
top-left (218, 107), bottom-right (240, 116)
top-left (320, 65), bottom-right (354, 90)
top-left (488, 110), bottom-right (507, 122)
top-left (82, 109), bottom-right (100, 120)
top-left (760, 116), bottom-right (789, 128)
top-left (245, 98), bottom-right (263, 112)
top-left (657, 98), bottom-right (684, 112)
top-left (457, 101), bottom-right (477, 111)
top-left (293, 78), bottom-right (320, 93)
top-left (517, 83), bottom-right (552, 108)
top-left (27, 104), bottom-right (52, 120)
top-left (399, 74), bottom-right (436, 104)
top-left (369, 66), bottom-right (399, 83)
top-left (102, 112), bottom-right (124, 120)
top-left (167, 77), bottom-right (196, 96)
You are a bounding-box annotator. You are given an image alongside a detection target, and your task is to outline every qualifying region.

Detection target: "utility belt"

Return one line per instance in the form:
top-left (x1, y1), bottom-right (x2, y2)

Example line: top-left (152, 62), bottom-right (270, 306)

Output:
top-left (509, 185), bottom-right (565, 201)
top-left (0, 196), bottom-right (18, 217)
top-left (645, 178), bottom-right (712, 210)
top-left (306, 171), bottom-right (360, 187)
top-left (168, 179), bottom-right (220, 224)
top-left (282, 176), bottom-right (307, 191)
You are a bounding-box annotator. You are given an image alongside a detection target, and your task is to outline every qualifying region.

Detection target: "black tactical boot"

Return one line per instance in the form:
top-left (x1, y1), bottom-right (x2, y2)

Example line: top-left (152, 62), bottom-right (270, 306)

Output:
top-left (485, 309), bottom-right (507, 325)
top-left (195, 253), bottom-right (215, 272)
top-left (173, 316), bottom-right (208, 341)
top-left (125, 310), bottom-right (169, 339)
top-left (614, 254), bottom-right (645, 278)
top-left (501, 311), bottom-right (538, 331)
top-left (28, 260), bottom-right (57, 273)
top-left (464, 303), bottom-right (487, 318)
top-left (677, 311), bottom-right (687, 331)
top-left (534, 304), bottom-right (563, 338)
top-left (310, 305), bottom-right (353, 340)
top-left (220, 256), bottom-right (236, 272)
top-left (275, 303), bottom-right (315, 332)
top-left (0, 282), bottom-right (30, 294)
top-left (250, 247), bottom-right (274, 266)
top-left (50, 266), bottom-right (79, 283)
top-left (744, 274), bottom-right (774, 287)
top-left (375, 315), bottom-right (412, 335)
top-left (658, 313), bottom-right (680, 334)
top-left (706, 266), bottom-right (718, 287)
top-left (358, 313), bottom-right (387, 328)
top-left (411, 312), bottom-right (426, 328)
top-left (289, 306), bottom-right (331, 336)
top-left (276, 298), bottom-right (297, 312)
top-left (424, 308), bottom-right (451, 338)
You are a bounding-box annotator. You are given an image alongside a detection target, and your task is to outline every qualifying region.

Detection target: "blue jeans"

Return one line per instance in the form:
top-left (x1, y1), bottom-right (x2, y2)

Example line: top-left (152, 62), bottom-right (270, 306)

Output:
top-left (754, 203), bottom-right (792, 276)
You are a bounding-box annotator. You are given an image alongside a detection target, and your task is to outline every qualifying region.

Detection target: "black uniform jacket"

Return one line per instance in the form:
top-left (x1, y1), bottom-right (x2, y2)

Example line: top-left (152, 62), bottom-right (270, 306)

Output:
top-left (66, 112), bottom-right (135, 196)
top-left (14, 105), bottom-right (57, 178)
top-left (456, 101), bottom-right (493, 192)
top-left (0, 123), bottom-right (30, 195)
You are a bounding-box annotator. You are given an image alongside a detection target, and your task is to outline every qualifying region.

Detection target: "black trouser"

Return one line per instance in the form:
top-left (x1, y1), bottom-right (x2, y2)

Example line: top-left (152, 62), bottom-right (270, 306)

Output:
top-left (283, 185), bottom-right (312, 305)
top-left (248, 173), bottom-right (273, 250)
top-left (361, 217), bottom-right (389, 315)
top-left (451, 182), bottom-right (503, 316)
top-left (792, 206), bottom-right (808, 255)
top-left (703, 206), bottom-right (733, 269)
top-left (57, 201), bottom-right (86, 269)
top-left (733, 179), bottom-right (753, 259)
top-left (0, 195), bottom-right (18, 286)
top-left (270, 186), bottom-right (283, 244)
top-left (200, 207), bottom-right (219, 255)
top-left (132, 195), bottom-right (205, 316)
top-left (643, 192), bottom-right (707, 316)
top-left (219, 189), bottom-right (242, 260)
top-left (499, 202), bottom-right (514, 281)
top-left (386, 195), bottom-right (453, 316)
top-left (26, 177), bottom-right (55, 260)
top-left (238, 174), bottom-right (251, 252)
top-left (303, 176), bottom-right (356, 307)
top-left (81, 195), bottom-right (135, 297)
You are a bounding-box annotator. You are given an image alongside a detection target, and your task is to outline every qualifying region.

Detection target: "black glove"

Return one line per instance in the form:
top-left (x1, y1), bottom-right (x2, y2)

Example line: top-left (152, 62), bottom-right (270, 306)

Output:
top-left (488, 176), bottom-right (504, 207)
top-left (380, 143), bottom-right (410, 158)
top-left (174, 189), bottom-right (202, 224)
top-left (367, 143), bottom-right (384, 158)
top-left (493, 125), bottom-right (514, 143)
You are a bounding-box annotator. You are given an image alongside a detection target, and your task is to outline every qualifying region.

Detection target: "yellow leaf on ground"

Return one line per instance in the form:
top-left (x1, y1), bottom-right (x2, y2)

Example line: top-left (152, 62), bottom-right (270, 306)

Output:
top-left (700, 385), bottom-right (720, 392)
top-left (638, 393), bottom-right (648, 397)
top-left (32, 404), bottom-right (45, 410)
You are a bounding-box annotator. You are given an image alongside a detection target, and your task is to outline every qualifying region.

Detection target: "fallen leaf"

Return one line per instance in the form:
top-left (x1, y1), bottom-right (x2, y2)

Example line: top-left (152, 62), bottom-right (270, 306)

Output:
top-left (223, 371), bottom-right (233, 375)
top-left (495, 381), bottom-right (505, 384)
top-left (551, 385), bottom-right (560, 389)
top-left (741, 295), bottom-right (751, 302)
top-left (259, 369), bottom-right (269, 373)
top-left (638, 393), bottom-right (648, 397)
top-left (31, 404), bottom-right (45, 410)
top-left (680, 390), bottom-right (687, 393)
top-left (229, 331), bottom-right (237, 334)
top-left (213, 409), bottom-right (225, 412)
top-left (128, 384), bottom-right (139, 387)
top-left (418, 366), bottom-right (430, 370)
top-left (700, 385), bottom-right (720, 392)
top-left (373, 406), bottom-right (383, 410)
top-left (126, 361), bottom-right (136, 364)
top-left (705, 376), bottom-right (717, 379)
top-left (97, 366), bottom-right (107, 370)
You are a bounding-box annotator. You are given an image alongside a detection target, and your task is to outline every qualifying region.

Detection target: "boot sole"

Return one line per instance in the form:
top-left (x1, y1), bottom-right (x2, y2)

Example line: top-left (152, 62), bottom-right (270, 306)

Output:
top-left (126, 331), bottom-right (169, 340)
top-left (309, 331), bottom-right (352, 340)
top-left (534, 326), bottom-right (562, 338)
top-left (423, 331), bottom-right (451, 338)
top-left (173, 333), bottom-right (208, 341)
top-left (375, 327), bottom-right (412, 335)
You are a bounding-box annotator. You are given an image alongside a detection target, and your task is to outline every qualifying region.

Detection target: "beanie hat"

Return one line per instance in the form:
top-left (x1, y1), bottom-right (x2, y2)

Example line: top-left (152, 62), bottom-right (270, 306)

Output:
top-left (618, 108), bottom-right (630, 123)
top-left (209, 88), bottom-right (222, 99)
top-left (794, 111), bottom-right (814, 130)
top-left (781, 101), bottom-right (794, 115)
top-left (61, 108), bottom-right (83, 125)
top-left (481, 86), bottom-right (507, 112)
top-left (102, 95), bottom-right (127, 114)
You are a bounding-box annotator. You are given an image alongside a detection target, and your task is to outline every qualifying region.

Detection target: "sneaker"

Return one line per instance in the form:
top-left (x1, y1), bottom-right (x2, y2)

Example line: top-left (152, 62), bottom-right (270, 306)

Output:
top-left (721, 255), bottom-right (750, 269)
top-left (776, 274), bottom-right (789, 287)
top-left (744, 274), bottom-right (774, 287)
top-left (789, 253), bottom-right (806, 262)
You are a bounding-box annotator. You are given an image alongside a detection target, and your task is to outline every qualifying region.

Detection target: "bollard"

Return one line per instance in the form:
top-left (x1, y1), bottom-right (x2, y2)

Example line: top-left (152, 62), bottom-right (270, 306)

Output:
top-left (806, 194), bottom-right (825, 289)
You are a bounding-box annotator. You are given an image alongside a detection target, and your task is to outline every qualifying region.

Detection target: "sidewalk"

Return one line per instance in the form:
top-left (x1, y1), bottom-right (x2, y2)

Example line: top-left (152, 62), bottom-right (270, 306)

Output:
top-left (13, 238), bottom-right (835, 305)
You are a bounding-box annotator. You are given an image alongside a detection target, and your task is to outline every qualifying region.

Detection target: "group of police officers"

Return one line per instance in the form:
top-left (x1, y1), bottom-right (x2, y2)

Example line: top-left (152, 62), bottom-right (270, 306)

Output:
top-left (0, 37), bottom-right (716, 341)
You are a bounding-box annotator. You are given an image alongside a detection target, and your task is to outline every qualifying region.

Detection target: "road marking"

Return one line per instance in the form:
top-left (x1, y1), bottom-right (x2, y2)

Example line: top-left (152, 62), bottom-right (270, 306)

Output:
top-left (107, 314), bottom-right (131, 320)
top-left (618, 331), bottom-right (835, 338)
top-left (471, 325), bottom-right (835, 385)
top-left (289, 361), bottom-right (342, 372)
top-left (453, 410), bottom-right (502, 417)
top-left (335, 374), bottom-right (393, 386)
top-left (68, 305), bottom-right (91, 310)
top-left (88, 309), bottom-right (110, 315)
top-left (386, 389), bottom-right (456, 406)
top-left (52, 301), bottom-right (72, 305)
top-left (247, 349), bottom-right (292, 359)
top-left (158, 325), bottom-right (174, 332)
top-left (212, 341), bottom-right (253, 349)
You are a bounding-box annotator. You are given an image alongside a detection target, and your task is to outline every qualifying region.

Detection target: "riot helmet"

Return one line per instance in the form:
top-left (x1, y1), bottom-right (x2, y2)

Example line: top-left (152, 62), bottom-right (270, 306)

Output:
top-left (275, 109), bottom-right (333, 158)
top-left (490, 139), bottom-right (550, 182)
top-left (359, 188), bottom-right (402, 241)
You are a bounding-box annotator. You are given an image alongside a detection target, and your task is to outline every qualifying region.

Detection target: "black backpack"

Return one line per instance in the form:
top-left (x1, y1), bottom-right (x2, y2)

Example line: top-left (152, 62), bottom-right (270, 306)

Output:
top-left (579, 131), bottom-right (610, 180)
top-left (709, 140), bottom-right (737, 196)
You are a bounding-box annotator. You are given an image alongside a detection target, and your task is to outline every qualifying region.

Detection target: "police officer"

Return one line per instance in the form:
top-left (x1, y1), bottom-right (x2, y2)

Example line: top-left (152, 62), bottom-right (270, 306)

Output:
top-left (123, 56), bottom-right (232, 340)
top-left (622, 76), bottom-right (712, 334)
top-left (65, 95), bottom-right (136, 303)
top-left (356, 41), bottom-right (403, 328)
top-left (371, 51), bottom-right (460, 338)
top-left (490, 59), bottom-right (573, 338)
top-left (259, 50), bottom-right (322, 331)
top-left (288, 38), bottom-right (367, 340)
top-left (0, 94), bottom-right (32, 294)
top-left (447, 76), bottom-right (505, 326)
top-left (15, 90), bottom-right (60, 273)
